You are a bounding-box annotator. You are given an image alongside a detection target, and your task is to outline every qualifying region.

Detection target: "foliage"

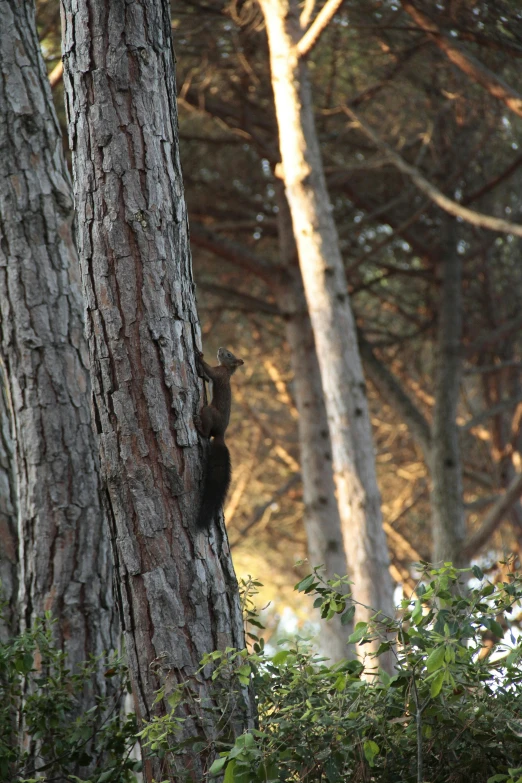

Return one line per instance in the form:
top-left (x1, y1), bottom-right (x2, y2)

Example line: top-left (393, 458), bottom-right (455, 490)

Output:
top-left (141, 565), bottom-right (522, 783)
top-left (0, 615), bottom-right (140, 783)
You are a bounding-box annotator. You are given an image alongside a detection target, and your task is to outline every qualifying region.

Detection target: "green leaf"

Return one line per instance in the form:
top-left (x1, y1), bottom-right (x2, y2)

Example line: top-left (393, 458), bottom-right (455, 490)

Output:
top-left (295, 574), bottom-right (316, 592)
top-left (430, 670), bottom-right (444, 698)
top-left (209, 756), bottom-right (228, 775)
top-left (348, 622), bottom-right (368, 644)
top-left (272, 650), bottom-right (290, 665)
top-left (486, 775), bottom-right (508, 783)
top-left (489, 620), bottom-right (504, 638)
top-left (341, 605), bottom-right (355, 626)
top-left (426, 646), bottom-right (445, 673)
top-left (411, 600), bottom-right (422, 624)
top-left (472, 565), bottom-right (484, 580)
top-left (363, 739), bottom-right (379, 766)
top-left (223, 759), bottom-right (236, 783)
top-left (379, 668), bottom-right (391, 686)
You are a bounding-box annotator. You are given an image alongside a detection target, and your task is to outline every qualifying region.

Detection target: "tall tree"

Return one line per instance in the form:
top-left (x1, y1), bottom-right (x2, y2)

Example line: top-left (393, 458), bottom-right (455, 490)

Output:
top-left (0, 0), bottom-right (118, 676)
top-left (259, 0), bottom-right (395, 645)
top-left (60, 0), bottom-right (256, 778)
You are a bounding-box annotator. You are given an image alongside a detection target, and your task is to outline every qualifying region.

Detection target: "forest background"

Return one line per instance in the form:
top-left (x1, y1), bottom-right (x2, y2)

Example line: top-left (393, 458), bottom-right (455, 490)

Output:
top-left (2, 0), bottom-right (522, 779)
top-left (24, 0), bottom-right (522, 652)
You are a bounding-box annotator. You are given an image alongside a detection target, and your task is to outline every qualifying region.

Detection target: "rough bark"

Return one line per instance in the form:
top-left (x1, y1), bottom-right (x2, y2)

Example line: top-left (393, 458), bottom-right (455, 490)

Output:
top-left (0, 0), bottom-right (118, 675)
top-left (0, 364), bottom-right (17, 641)
top-left (274, 185), bottom-right (351, 661)
top-left (430, 244), bottom-right (465, 564)
top-left (259, 0), bottom-right (394, 654)
top-left (60, 0), bottom-right (255, 778)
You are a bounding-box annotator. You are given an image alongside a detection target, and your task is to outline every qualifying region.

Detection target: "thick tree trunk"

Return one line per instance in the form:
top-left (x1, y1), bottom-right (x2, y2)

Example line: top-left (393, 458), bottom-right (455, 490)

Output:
top-left (275, 185), bottom-right (351, 661)
top-left (60, 0), bottom-right (255, 778)
top-left (430, 244), bottom-right (465, 564)
top-left (260, 0), bottom-right (394, 648)
top-left (0, 0), bottom-right (118, 676)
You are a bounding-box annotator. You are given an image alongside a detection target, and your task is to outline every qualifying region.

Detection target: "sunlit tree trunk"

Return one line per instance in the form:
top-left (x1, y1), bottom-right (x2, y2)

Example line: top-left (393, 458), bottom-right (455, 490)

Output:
top-left (0, 0), bottom-right (118, 675)
top-left (60, 0), bottom-right (255, 778)
top-left (275, 185), bottom-right (351, 661)
top-left (259, 0), bottom-right (394, 653)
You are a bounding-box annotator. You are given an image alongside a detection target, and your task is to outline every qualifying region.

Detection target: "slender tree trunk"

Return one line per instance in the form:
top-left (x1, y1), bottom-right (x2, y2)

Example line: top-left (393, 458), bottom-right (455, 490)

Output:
top-left (259, 0), bottom-right (394, 647)
top-left (60, 0), bottom-right (255, 778)
top-left (0, 0), bottom-right (118, 677)
top-left (430, 243), bottom-right (465, 564)
top-left (275, 185), bottom-right (351, 661)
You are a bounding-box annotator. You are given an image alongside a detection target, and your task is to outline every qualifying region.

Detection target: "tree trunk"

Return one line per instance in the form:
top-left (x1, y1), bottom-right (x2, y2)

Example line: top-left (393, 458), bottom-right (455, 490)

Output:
top-left (60, 0), bottom-right (255, 778)
top-left (0, 0), bottom-right (118, 677)
top-left (274, 184), bottom-right (351, 661)
top-left (430, 242), bottom-right (465, 564)
top-left (0, 365), bottom-right (17, 641)
top-left (259, 0), bottom-right (394, 650)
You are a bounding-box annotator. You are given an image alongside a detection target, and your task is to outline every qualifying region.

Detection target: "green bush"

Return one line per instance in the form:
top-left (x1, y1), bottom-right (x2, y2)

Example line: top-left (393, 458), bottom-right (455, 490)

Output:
top-left (141, 565), bottom-right (522, 783)
top-left (0, 614), bottom-right (140, 783)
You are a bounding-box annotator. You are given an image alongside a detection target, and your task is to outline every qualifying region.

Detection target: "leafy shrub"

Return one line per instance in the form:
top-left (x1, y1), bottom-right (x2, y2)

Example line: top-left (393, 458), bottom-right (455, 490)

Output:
top-left (141, 564), bottom-right (522, 783)
top-left (0, 614), bottom-right (140, 783)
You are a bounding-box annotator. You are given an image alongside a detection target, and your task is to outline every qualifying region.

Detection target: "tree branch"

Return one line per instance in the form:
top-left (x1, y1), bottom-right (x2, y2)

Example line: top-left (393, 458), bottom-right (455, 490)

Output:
top-left (190, 223), bottom-right (278, 285)
top-left (462, 471), bottom-right (522, 559)
top-left (400, 0), bottom-right (522, 118)
top-left (197, 282), bottom-right (279, 314)
top-left (48, 60), bottom-right (63, 89)
top-left (297, 0), bottom-right (346, 58)
top-left (344, 106), bottom-right (522, 238)
top-left (358, 333), bottom-right (432, 457)
top-left (461, 392), bottom-right (522, 432)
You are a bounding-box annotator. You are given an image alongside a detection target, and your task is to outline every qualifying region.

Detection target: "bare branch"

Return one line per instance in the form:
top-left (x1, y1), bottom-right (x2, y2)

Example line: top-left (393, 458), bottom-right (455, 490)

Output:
top-left (465, 313), bottom-right (522, 355)
top-left (462, 471), bottom-right (522, 559)
top-left (344, 106), bottom-right (522, 238)
top-left (297, 0), bottom-right (346, 58)
top-left (400, 0), bottom-right (522, 118)
top-left (463, 154), bottom-right (522, 206)
top-left (231, 473), bottom-right (301, 545)
top-left (461, 393), bottom-right (522, 432)
top-left (358, 333), bottom-right (432, 457)
top-left (190, 223), bottom-right (278, 284)
top-left (197, 282), bottom-right (279, 315)
top-left (48, 60), bottom-right (63, 88)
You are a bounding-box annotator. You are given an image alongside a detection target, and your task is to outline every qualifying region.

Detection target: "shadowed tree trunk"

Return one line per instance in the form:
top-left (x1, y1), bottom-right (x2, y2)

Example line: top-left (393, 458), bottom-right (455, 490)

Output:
top-left (0, 0), bottom-right (118, 675)
top-left (430, 242), bottom-right (465, 563)
top-left (259, 0), bottom-right (394, 658)
top-left (60, 0), bottom-right (256, 778)
top-left (0, 365), bottom-right (17, 641)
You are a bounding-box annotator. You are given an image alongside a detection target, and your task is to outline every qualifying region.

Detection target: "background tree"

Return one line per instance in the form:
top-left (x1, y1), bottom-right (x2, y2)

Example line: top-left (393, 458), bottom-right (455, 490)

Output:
top-left (32, 0), bottom-right (522, 650)
top-left (171, 0), bottom-right (522, 578)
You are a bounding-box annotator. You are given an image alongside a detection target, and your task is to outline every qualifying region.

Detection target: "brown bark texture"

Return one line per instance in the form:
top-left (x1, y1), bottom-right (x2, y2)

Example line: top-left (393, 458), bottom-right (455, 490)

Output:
top-left (0, 0), bottom-right (118, 672)
top-left (60, 0), bottom-right (255, 777)
top-left (259, 0), bottom-right (395, 656)
top-left (0, 364), bottom-right (17, 640)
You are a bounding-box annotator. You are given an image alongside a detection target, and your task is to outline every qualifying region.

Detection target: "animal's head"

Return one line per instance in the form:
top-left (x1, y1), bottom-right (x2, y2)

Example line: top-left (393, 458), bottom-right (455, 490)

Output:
top-left (217, 348), bottom-right (244, 372)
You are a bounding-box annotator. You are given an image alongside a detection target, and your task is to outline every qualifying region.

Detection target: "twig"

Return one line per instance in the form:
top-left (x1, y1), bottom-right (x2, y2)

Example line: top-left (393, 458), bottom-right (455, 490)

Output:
top-left (344, 106), bottom-right (522, 237)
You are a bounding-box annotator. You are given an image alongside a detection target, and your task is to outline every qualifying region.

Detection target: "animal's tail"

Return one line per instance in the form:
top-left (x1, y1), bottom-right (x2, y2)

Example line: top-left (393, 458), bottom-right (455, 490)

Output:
top-left (196, 441), bottom-right (231, 530)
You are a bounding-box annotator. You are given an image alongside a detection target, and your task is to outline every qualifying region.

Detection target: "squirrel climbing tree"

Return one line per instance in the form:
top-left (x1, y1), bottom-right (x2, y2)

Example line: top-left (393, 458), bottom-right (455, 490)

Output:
top-left (196, 348), bottom-right (244, 529)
